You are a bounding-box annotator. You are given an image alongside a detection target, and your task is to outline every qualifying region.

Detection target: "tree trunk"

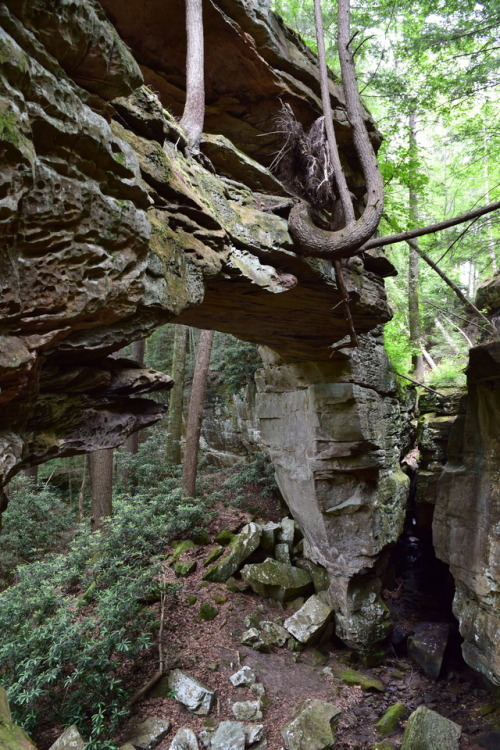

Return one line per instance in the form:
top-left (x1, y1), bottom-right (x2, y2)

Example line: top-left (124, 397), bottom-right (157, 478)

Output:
top-left (166, 325), bottom-right (189, 465)
top-left (288, 0), bottom-right (384, 260)
top-left (407, 111), bottom-right (424, 381)
top-left (88, 449), bottom-right (114, 530)
top-left (179, 0), bottom-right (205, 152)
top-left (182, 329), bottom-right (214, 498)
top-left (125, 339), bottom-right (146, 455)
top-left (22, 466), bottom-right (38, 485)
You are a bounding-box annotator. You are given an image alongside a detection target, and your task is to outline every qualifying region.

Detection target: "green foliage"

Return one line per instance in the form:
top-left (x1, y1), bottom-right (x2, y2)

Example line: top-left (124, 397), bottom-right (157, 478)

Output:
top-left (383, 315), bottom-right (414, 379)
top-left (0, 477), bottom-right (207, 743)
top-left (221, 452), bottom-right (278, 501)
top-left (0, 477), bottom-right (74, 587)
top-left (211, 332), bottom-right (261, 394)
top-left (427, 357), bottom-right (467, 387)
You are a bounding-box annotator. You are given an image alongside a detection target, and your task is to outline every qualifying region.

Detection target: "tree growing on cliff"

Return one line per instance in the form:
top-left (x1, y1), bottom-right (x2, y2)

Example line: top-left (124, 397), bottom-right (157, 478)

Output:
top-left (180, 0), bottom-right (205, 152)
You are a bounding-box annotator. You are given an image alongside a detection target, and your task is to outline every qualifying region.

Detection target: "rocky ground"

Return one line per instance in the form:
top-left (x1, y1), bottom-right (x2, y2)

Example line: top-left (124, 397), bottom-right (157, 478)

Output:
top-left (104, 495), bottom-right (500, 750)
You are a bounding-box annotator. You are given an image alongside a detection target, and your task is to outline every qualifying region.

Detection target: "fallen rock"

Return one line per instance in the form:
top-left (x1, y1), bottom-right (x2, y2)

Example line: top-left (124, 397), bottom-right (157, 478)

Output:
top-left (211, 721), bottom-right (246, 750)
top-left (275, 543), bottom-right (292, 565)
top-left (241, 559), bottom-right (313, 602)
top-left (171, 540), bottom-right (197, 562)
top-left (245, 724), bottom-right (266, 745)
top-left (168, 670), bottom-right (215, 715)
top-left (0, 719), bottom-right (39, 750)
top-left (338, 668), bottom-right (385, 692)
top-left (229, 665), bottom-right (257, 687)
top-left (124, 719), bottom-right (172, 750)
top-left (49, 725), bottom-right (85, 750)
top-left (174, 561), bottom-right (197, 576)
top-left (169, 728), bottom-right (199, 750)
top-left (261, 620), bottom-right (289, 647)
top-left (199, 603), bottom-right (218, 621)
top-left (376, 703), bottom-right (406, 737)
top-left (204, 546), bottom-right (224, 567)
top-left (231, 700), bottom-right (263, 721)
top-left (278, 518), bottom-right (297, 548)
top-left (407, 622), bottom-right (450, 680)
top-left (259, 522), bottom-right (281, 552)
top-left (241, 627), bottom-right (271, 653)
top-left (284, 595), bottom-right (334, 645)
top-left (281, 699), bottom-right (341, 750)
top-left (203, 523), bottom-right (262, 582)
top-left (401, 706), bottom-right (461, 750)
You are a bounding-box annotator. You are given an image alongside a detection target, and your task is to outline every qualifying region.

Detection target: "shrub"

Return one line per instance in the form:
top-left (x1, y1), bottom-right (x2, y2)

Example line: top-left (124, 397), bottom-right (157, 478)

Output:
top-left (0, 485), bottom-right (208, 744)
top-left (0, 477), bottom-right (75, 587)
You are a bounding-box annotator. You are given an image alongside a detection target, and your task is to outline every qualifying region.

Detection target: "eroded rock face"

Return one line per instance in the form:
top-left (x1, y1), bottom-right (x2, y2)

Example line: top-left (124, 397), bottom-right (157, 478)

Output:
top-left (433, 342), bottom-right (500, 685)
top-left (256, 335), bottom-right (409, 652)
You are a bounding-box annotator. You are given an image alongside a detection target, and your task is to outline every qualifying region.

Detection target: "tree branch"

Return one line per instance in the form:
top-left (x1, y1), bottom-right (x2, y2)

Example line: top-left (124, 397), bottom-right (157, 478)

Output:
top-left (363, 200), bottom-right (500, 251)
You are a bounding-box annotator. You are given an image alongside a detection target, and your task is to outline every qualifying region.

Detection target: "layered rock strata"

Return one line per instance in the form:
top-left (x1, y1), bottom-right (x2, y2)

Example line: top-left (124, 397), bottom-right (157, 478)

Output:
top-left (433, 340), bottom-right (500, 685)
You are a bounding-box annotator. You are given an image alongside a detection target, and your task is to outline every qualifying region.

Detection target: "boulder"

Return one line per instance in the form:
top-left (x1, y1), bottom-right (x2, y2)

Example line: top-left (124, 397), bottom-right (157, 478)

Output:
top-left (169, 728), bottom-right (199, 750)
top-left (0, 720), bottom-right (39, 750)
top-left (408, 622), bottom-right (450, 680)
top-left (174, 561), bottom-right (197, 576)
top-left (376, 703), bottom-right (406, 737)
top-left (167, 670), bottom-right (215, 715)
top-left (261, 621), bottom-right (289, 647)
top-left (241, 559), bottom-right (313, 602)
top-left (275, 543), bottom-right (291, 565)
top-left (49, 726), bottom-right (85, 750)
top-left (203, 524), bottom-right (262, 582)
top-left (124, 719), bottom-right (172, 750)
top-left (281, 699), bottom-right (341, 750)
top-left (259, 522), bottom-right (281, 552)
top-left (245, 724), bottom-right (266, 746)
top-left (295, 560), bottom-right (330, 594)
top-left (211, 721), bottom-right (246, 750)
top-left (338, 668), bottom-right (384, 692)
top-left (231, 700), bottom-right (263, 721)
top-left (284, 595), bottom-right (334, 645)
top-left (241, 627), bottom-right (271, 653)
top-left (401, 706), bottom-right (461, 750)
top-left (229, 665), bottom-right (257, 687)
top-left (278, 518), bottom-right (297, 548)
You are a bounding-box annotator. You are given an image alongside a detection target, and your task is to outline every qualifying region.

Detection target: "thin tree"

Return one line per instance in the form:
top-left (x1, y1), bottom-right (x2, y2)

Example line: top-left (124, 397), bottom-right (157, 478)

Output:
top-left (166, 325), bottom-right (189, 465)
top-left (182, 329), bottom-right (214, 498)
top-left (125, 339), bottom-right (146, 455)
top-left (407, 110), bottom-right (424, 380)
top-left (179, 0), bottom-right (205, 152)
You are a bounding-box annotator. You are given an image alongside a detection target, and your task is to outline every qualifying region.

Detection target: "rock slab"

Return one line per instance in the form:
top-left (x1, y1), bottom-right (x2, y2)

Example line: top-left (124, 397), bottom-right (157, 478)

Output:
top-left (169, 727), bottom-right (199, 749)
top-left (49, 725), bottom-right (85, 750)
top-left (241, 559), bottom-right (313, 602)
top-left (401, 706), bottom-right (461, 750)
top-left (211, 721), bottom-right (246, 750)
top-left (284, 595), bottom-right (334, 645)
top-left (168, 670), bottom-right (214, 715)
top-left (281, 699), bottom-right (341, 750)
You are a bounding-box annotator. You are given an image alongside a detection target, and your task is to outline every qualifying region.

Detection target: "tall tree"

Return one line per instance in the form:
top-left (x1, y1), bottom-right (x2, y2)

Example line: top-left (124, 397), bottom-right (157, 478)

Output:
top-left (179, 0), bottom-right (205, 152)
top-left (88, 449), bottom-right (113, 531)
top-left (182, 329), bottom-right (214, 498)
top-left (166, 325), bottom-right (189, 465)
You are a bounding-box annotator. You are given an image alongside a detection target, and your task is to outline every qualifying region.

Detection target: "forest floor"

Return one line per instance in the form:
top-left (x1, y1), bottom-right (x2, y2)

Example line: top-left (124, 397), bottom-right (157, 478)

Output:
top-left (101, 483), bottom-right (500, 750)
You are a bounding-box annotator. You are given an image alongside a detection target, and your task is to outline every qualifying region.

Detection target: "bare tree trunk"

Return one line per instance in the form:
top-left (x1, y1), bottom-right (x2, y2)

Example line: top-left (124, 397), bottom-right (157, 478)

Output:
top-left (408, 111), bottom-right (424, 381)
top-left (22, 466), bottom-right (38, 485)
top-left (288, 0), bottom-right (384, 259)
top-left (179, 0), bottom-right (205, 152)
top-left (125, 339), bottom-right (146, 455)
top-left (166, 325), bottom-right (188, 465)
top-left (182, 329), bottom-right (214, 498)
top-left (89, 449), bottom-right (114, 531)
top-left (78, 455), bottom-right (87, 522)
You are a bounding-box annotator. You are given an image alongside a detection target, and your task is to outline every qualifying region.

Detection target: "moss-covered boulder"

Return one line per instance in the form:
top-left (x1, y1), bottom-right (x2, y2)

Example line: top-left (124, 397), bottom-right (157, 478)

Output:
top-left (241, 559), bottom-right (313, 602)
top-left (199, 602), bottom-right (218, 621)
top-left (281, 699), bottom-right (341, 750)
top-left (174, 560), bottom-right (197, 576)
top-left (203, 523), bottom-right (261, 582)
top-left (0, 721), bottom-right (39, 750)
top-left (203, 546), bottom-right (224, 567)
top-left (338, 668), bottom-right (385, 692)
top-left (401, 706), bottom-right (461, 750)
top-left (376, 703), bottom-right (406, 737)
